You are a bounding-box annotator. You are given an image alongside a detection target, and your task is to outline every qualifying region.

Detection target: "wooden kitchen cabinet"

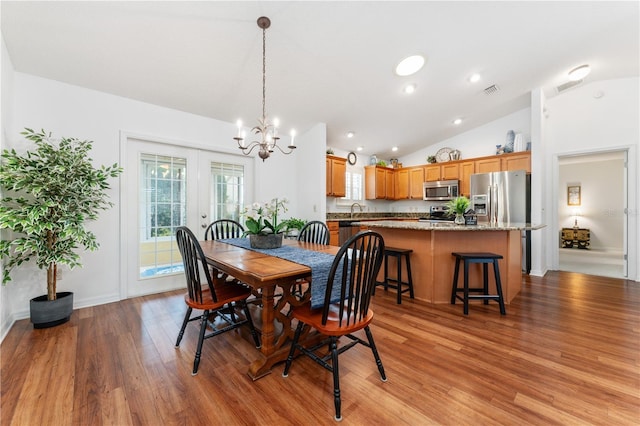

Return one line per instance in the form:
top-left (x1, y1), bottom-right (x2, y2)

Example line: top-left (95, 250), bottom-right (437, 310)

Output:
top-left (365, 165), bottom-right (394, 199)
top-left (475, 157), bottom-right (502, 173)
top-left (327, 221), bottom-right (339, 246)
top-left (409, 167), bottom-right (425, 199)
top-left (424, 163), bottom-right (458, 182)
top-left (424, 164), bottom-right (440, 181)
top-left (395, 168), bottom-right (409, 199)
top-left (501, 152), bottom-right (531, 172)
top-left (440, 163), bottom-right (459, 180)
top-left (326, 155), bottom-right (347, 197)
top-left (395, 167), bottom-right (424, 199)
top-left (459, 161), bottom-right (475, 197)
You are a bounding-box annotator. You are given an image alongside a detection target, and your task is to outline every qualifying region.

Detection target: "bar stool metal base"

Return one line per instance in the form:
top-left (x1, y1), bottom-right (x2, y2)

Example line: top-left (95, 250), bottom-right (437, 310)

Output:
top-left (451, 252), bottom-right (506, 315)
top-left (374, 247), bottom-right (414, 304)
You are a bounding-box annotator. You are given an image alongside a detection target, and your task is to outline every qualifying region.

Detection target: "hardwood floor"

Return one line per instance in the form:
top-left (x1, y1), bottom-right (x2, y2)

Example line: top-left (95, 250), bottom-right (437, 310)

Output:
top-left (2, 271), bottom-right (639, 425)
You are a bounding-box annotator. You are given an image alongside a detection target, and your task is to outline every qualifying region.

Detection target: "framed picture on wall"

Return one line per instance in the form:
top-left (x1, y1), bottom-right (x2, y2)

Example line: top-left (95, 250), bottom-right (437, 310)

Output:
top-left (567, 185), bottom-right (581, 206)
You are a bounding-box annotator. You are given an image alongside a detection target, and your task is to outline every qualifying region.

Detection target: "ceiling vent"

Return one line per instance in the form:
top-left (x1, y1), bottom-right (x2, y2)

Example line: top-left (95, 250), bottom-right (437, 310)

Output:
top-left (483, 84), bottom-right (500, 95)
top-left (556, 79), bottom-right (582, 94)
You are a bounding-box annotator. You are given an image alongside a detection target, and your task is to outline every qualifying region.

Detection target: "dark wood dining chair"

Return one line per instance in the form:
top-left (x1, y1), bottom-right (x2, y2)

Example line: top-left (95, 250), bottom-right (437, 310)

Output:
top-left (174, 226), bottom-right (260, 375)
top-left (204, 219), bottom-right (245, 240)
top-left (297, 220), bottom-right (330, 245)
top-left (282, 230), bottom-right (387, 421)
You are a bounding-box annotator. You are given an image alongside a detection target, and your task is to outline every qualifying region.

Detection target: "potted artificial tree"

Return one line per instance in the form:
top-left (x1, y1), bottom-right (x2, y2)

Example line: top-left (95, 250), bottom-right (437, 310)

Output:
top-left (0, 128), bottom-right (122, 328)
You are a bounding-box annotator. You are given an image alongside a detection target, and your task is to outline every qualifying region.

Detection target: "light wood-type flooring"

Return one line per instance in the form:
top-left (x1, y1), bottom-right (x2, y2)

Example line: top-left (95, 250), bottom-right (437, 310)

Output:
top-left (2, 271), bottom-right (639, 425)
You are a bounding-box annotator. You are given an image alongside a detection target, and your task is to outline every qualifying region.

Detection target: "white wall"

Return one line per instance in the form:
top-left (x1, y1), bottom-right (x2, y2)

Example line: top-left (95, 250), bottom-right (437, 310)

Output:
top-left (1, 70), bottom-right (325, 337)
top-left (559, 157), bottom-right (625, 251)
top-left (545, 77), bottom-right (639, 280)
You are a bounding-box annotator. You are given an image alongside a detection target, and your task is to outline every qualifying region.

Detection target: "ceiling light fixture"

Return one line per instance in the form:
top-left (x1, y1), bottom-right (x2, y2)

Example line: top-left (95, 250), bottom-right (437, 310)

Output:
top-left (453, 118), bottom-right (463, 125)
top-left (395, 55), bottom-right (425, 76)
top-left (234, 17), bottom-right (295, 161)
top-left (392, 146), bottom-right (398, 152)
top-left (469, 73), bottom-right (481, 83)
top-left (356, 146), bottom-right (363, 152)
top-left (347, 131), bottom-right (355, 138)
top-left (403, 83), bottom-right (416, 94)
top-left (568, 64), bottom-right (591, 81)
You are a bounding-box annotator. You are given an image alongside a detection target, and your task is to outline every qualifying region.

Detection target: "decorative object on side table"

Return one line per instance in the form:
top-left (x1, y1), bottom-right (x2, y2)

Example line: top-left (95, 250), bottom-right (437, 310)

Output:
top-left (0, 128), bottom-right (123, 328)
top-left (242, 198), bottom-right (289, 249)
top-left (445, 196), bottom-right (471, 225)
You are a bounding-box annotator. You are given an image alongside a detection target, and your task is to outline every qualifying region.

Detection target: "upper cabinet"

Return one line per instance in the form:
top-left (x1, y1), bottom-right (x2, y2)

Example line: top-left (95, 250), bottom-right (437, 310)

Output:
top-left (326, 155), bottom-right (347, 197)
top-left (501, 153), bottom-right (531, 172)
top-left (424, 163), bottom-right (460, 182)
top-left (394, 167), bottom-right (423, 200)
top-left (459, 161), bottom-right (475, 197)
top-left (365, 165), bottom-right (394, 200)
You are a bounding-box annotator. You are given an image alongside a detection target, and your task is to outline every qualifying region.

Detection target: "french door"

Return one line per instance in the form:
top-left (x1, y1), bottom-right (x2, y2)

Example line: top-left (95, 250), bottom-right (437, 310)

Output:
top-left (121, 136), bottom-right (254, 298)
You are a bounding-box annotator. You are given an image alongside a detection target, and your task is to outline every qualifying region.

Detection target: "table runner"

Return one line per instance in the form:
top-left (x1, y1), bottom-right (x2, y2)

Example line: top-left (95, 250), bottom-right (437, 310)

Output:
top-left (219, 238), bottom-right (343, 309)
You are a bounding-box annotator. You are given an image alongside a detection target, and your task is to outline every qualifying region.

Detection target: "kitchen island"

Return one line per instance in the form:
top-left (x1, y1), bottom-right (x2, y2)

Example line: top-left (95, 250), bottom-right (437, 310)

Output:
top-left (358, 221), bottom-right (544, 305)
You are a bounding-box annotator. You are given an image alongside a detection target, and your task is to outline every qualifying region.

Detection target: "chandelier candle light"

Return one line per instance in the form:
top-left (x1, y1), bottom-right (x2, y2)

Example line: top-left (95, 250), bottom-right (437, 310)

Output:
top-left (235, 16), bottom-right (296, 161)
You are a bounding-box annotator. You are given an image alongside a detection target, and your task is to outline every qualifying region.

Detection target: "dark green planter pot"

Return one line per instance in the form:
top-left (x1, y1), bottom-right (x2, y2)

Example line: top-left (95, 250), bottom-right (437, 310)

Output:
top-left (30, 291), bottom-right (74, 329)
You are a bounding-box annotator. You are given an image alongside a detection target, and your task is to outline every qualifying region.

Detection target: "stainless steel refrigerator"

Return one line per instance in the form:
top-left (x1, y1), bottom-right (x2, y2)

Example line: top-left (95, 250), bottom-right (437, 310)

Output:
top-left (470, 170), bottom-right (531, 273)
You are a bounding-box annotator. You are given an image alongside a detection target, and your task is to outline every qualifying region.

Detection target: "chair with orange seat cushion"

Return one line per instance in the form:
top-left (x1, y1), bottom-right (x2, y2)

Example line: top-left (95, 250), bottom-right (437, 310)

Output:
top-left (174, 226), bottom-right (260, 375)
top-left (282, 230), bottom-right (387, 421)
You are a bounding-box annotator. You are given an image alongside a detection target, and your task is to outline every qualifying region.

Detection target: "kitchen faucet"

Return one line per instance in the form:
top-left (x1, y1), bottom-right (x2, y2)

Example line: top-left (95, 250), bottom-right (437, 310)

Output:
top-left (350, 202), bottom-right (364, 218)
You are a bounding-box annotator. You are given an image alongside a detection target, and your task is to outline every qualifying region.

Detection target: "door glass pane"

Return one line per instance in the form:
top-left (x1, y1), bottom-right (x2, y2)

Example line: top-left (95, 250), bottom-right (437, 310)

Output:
top-left (139, 154), bottom-right (186, 279)
top-left (210, 162), bottom-right (244, 221)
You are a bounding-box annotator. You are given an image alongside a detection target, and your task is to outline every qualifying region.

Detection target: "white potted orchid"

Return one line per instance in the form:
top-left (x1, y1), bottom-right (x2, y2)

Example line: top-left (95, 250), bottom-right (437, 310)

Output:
top-left (242, 198), bottom-right (289, 248)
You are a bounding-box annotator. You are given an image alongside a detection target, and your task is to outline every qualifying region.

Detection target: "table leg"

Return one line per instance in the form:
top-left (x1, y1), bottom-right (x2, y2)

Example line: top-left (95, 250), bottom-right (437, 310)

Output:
top-left (247, 281), bottom-right (322, 380)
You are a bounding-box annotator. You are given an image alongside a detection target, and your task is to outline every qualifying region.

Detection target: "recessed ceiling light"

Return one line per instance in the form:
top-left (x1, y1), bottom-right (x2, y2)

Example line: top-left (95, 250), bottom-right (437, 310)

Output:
top-left (568, 64), bottom-right (591, 81)
top-left (469, 73), bottom-right (481, 83)
top-left (392, 146), bottom-right (398, 152)
top-left (346, 131), bottom-right (355, 138)
top-left (453, 118), bottom-right (463, 125)
top-left (403, 83), bottom-right (416, 94)
top-left (356, 146), bottom-right (363, 152)
top-left (395, 55), bottom-right (425, 76)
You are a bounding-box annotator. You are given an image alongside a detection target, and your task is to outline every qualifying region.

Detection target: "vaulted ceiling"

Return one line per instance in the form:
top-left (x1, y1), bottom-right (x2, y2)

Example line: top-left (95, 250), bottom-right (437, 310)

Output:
top-left (2, 1), bottom-right (638, 158)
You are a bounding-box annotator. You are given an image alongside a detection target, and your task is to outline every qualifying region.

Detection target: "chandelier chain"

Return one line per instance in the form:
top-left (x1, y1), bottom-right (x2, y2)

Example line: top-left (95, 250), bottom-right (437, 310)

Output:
top-left (234, 16), bottom-right (296, 161)
top-left (262, 26), bottom-right (266, 121)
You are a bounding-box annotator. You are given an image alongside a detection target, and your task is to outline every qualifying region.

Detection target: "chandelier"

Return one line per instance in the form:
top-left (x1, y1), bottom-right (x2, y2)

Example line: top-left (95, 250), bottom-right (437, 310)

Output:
top-left (234, 16), bottom-right (296, 161)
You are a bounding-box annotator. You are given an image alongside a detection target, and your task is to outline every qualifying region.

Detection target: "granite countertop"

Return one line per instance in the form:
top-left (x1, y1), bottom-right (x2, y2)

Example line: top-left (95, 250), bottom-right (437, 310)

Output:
top-left (326, 213), bottom-right (427, 222)
top-left (355, 220), bottom-right (545, 231)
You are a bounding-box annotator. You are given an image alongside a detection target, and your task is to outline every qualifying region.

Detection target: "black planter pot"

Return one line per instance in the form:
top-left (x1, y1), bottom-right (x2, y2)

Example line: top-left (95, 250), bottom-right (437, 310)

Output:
top-left (30, 291), bottom-right (74, 329)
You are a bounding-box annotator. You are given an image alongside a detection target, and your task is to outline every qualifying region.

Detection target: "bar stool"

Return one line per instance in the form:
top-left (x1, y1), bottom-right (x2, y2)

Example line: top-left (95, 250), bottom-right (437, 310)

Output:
top-left (450, 252), bottom-right (506, 315)
top-left (374, 247), bottom-right (414, 304)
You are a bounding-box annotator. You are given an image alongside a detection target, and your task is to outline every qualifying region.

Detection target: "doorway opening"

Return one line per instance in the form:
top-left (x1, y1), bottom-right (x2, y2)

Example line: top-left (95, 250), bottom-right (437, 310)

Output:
top-left (557, 150), bottom-right (627, 279)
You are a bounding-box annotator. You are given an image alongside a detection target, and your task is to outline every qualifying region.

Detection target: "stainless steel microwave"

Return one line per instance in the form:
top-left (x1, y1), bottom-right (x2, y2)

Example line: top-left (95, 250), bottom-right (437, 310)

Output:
top-left (423, 180), bottom-right (459, 201)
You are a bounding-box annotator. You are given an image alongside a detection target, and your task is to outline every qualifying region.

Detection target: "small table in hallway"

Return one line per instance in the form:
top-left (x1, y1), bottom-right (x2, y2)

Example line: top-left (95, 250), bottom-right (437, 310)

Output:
top-left (198, 238), bottom-right (339, 380)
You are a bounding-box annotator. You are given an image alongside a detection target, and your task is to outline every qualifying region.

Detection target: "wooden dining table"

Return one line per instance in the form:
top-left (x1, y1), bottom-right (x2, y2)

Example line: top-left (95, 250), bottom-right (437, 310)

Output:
top-left (199, 238), bottom-right (340, 380)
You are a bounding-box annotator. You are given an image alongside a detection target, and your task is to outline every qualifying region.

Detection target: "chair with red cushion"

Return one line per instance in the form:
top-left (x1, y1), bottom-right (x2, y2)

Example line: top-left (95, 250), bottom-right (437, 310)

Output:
top-left (282, 230), bottom-right (387, 421)
top-left (174, 226), bottom-right (260, 375)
